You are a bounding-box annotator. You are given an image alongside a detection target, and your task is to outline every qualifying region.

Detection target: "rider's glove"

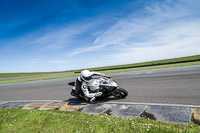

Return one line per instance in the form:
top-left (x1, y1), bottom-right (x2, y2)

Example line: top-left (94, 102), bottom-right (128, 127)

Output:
top-left (94, 92), bottom-right (102, 97)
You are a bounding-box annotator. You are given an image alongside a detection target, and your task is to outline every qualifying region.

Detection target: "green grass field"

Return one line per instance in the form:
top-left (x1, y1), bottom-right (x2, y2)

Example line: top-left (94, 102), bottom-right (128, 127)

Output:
top-left (0, 108), bottom-right (199, 133)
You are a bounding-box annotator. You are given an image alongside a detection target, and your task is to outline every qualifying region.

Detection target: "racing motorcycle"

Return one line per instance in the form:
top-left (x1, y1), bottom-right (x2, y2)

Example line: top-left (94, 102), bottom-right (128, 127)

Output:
top-left (68, 75), bottom-right (128, 101)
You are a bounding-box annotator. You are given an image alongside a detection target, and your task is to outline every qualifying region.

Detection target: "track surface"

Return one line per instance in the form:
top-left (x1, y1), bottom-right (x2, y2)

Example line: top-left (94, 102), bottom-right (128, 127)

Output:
top-left (0, 66), bottom-right (200, 105)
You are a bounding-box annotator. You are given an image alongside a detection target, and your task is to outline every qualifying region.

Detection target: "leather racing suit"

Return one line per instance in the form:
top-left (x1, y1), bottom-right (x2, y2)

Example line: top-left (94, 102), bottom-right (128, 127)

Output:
top-left (75, 71), bottom-right (105, 102)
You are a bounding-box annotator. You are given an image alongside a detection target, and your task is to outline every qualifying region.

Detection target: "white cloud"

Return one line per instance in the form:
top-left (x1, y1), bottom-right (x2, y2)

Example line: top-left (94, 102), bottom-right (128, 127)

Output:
top-left (32, 26), bottom-right (82, 51)
top-left (33, 15), bottom-right (116, 52)
top-left (76, 0), bottom-right (200, 67)
top-left (67, 43), bottom-right (109, 56)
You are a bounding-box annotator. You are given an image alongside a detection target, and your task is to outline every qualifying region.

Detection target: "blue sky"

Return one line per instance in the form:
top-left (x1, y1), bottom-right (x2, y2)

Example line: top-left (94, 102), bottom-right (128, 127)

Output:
top-left (0, 0), bottom-right (200, 73)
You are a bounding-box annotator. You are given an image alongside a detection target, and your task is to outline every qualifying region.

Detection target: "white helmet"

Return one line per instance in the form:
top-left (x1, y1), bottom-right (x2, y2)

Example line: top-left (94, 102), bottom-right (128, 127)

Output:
top-left (81, 70), bottom-right (92, 82)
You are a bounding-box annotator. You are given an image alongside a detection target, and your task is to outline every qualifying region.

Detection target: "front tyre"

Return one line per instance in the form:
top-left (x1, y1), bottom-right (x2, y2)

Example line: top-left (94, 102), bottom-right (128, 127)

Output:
top-left (113, 87), bottom-right (128, 99)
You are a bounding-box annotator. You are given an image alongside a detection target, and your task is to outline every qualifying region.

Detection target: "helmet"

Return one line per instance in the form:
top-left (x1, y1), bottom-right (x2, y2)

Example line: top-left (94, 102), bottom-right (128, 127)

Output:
top-left (81, 70), bottom-right (92, 82)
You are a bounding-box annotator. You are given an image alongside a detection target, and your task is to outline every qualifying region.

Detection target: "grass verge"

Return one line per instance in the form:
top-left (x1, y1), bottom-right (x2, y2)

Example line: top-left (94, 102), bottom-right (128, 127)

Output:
top-left (100, 61), bottom-right (200, 74)
top-left (0, 71), bottom-right (74, 79)
top-left (0, 73), bottom-right (80, 84)
top-left (74, 55), bottom-right (200, 72)
top-left (0, 108), bottom-right (199, 133)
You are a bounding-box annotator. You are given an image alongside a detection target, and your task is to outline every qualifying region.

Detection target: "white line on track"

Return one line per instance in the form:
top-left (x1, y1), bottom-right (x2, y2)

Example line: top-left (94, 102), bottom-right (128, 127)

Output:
top-left (105, 101), bottom-right (200, 108)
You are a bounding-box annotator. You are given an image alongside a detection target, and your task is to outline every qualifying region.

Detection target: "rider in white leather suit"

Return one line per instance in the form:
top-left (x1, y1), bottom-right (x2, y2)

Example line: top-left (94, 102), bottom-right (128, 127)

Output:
top-left (75, 70), bottom-right (105, 103)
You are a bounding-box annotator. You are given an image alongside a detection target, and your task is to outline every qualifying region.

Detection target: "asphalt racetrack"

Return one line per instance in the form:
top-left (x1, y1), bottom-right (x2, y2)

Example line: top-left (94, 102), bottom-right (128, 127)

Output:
top-left (0, 65), bottom-right (200, 106)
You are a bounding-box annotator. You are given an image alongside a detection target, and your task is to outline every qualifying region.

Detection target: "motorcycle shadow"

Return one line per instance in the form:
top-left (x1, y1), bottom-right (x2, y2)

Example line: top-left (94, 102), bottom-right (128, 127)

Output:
top-left (64, 97), bottom-right (123, 105)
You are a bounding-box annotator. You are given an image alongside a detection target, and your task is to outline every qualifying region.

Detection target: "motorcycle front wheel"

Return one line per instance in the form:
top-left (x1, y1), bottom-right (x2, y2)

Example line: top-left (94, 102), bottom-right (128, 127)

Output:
top-left (112, 87), bottom-right (128, 98)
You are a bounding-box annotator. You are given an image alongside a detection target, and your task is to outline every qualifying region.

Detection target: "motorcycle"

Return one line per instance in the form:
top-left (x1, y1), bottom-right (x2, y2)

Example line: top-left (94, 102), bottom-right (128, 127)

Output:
top-left (68, 75), bottom-right (128, 102)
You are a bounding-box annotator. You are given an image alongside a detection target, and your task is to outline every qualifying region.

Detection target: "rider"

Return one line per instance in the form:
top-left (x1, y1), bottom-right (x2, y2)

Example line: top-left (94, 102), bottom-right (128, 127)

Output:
top-left (75, 70), bottom-right (106, 103)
